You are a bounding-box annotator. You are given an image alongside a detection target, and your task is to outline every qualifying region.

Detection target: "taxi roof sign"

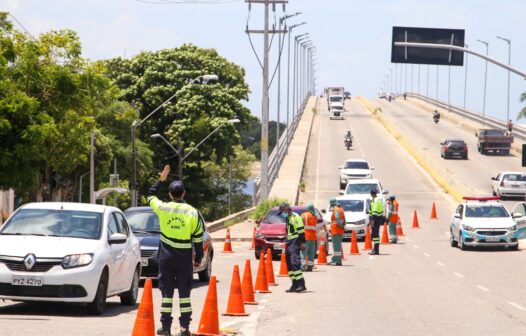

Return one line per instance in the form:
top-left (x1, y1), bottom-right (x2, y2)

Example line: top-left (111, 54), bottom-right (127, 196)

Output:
top-left (462, 196), bottom-right (500, 201)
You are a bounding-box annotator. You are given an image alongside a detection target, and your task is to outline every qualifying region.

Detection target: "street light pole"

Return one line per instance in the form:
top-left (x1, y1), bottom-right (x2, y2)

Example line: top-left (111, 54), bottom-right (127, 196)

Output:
top-left (497, 36), bottom-right (511, 122)
top-left (130, 74), bottom-right (218, 207)
top-left (477, 39), bottom-right (489, 127)
top-left (388, 68), bottom-right (393, 93)
top-left (464, 43), bottom-right (469, 109)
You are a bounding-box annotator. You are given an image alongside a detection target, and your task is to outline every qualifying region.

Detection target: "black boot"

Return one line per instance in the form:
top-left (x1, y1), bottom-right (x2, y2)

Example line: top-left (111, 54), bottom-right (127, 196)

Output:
top-left (368, 244), bottom-right (380, 255)
top-left (175, 328), bottom-right (190, 336)
top-left (286, 279), bottom-right (297, 293)
top-left (295, 278), bottom-right (307, 293)
top-left (157, 327), bottom-right (172, 336)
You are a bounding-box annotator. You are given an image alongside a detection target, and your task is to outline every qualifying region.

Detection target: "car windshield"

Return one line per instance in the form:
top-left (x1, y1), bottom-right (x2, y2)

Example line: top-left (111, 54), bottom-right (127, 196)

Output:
top-left (262, 209), bottom-right (284, 224)
top-left (0, 209), bottom-right (102, 239)
top-left (125, 211), bottom-right (160, 232)
top-left (503, 174), bottom-right (526, 182)
top-left (483, 130), bottom-right (505, 136)
top-left (346, 183), bottom-right (379, 194)
top-left (465, 205), bottom-right (509, 218)
top-left (331, 200), bottom-right (365, 212)
top-left (330, 96), bottom-right (343, 102)
top-left (344, 161), bottom-right (369, 169)
top-left (448, 141), bottom-right (465, 146)
top-left (331, 106), bottom-right (343, 111)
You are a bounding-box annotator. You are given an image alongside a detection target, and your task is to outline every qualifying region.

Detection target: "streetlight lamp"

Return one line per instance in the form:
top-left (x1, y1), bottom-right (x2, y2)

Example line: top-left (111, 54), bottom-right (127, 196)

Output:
top-left (497, 36), bottom-right (511, 122)
top-left (130, 74), bottom-right (218, 207)
top-left (477, 39), bottom-right (489, 127)
top-left (150, 118), bottom-right (240, 179)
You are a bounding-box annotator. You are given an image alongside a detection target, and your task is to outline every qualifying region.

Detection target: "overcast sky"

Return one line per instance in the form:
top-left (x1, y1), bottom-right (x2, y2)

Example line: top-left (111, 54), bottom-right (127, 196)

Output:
top-left (3, 0), bottom-right (525, 123)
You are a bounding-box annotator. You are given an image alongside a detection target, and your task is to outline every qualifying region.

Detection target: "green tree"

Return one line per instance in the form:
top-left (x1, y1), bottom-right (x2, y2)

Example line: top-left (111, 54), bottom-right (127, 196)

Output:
top-left (519, 92), bottom-right (526, 120)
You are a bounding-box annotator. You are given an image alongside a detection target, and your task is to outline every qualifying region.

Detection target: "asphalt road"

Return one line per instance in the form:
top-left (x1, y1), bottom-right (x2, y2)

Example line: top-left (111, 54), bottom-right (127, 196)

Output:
top-left (2, 98), bottom-right (526, 335)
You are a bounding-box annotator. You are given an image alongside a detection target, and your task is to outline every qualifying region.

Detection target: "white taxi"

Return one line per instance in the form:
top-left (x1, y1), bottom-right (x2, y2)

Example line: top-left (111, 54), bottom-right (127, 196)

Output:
top-left (0, 202), bottom-right (141, 315)
top-left (450, 197), bottom-right (519, 251)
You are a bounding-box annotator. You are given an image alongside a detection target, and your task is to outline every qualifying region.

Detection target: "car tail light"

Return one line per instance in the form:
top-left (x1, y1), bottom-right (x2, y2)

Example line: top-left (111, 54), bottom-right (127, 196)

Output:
top-left (464, 144), bottom-right (468, 151)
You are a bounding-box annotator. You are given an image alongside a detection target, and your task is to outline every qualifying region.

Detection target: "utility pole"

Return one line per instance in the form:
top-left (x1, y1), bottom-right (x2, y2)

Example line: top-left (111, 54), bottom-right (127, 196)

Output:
top-left (245, 0), bottom-right (288, 201)
top-left (90, 131), bottom-right (95, 204)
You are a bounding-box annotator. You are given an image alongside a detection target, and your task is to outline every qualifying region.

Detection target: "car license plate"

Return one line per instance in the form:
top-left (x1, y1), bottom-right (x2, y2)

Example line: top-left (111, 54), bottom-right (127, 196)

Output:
top-left (485, 236), bottom-right (500, 242)
top-left (512, 184), bottom-right (520, 188)
top-left (141, 258), bottom-right (148, 267)
top-left (12, 275), bottom-right (43, 287)
top-left (273, 243), bottom-right (284, 250)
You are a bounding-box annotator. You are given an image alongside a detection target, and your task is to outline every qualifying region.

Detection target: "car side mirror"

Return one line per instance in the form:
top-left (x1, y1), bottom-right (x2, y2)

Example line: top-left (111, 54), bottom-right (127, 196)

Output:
top-left (370, 167), bottom-right (375, 170)
top-left (440, 142), bottom-right (444, 145)
top-left (339, 191), bottom-right (344, 195)
top-left (317, 218), bottom-right (323, 224)
top-left (475, 133), bottom-right (478, 137)
top-left (453, 213), bottom-right (461, 219)
top-left (338, 166), bottom-right (343, 169)
top-left (255, 219), bottom-right (261, 225)
top-left (383, 190), bottom-right (389, 194)
top-left (512, 212), bottom-right (522, 219)
top-left (491, 177), bottom-right (496, 181)
top-left (108, 233), bottom-right (127, 245)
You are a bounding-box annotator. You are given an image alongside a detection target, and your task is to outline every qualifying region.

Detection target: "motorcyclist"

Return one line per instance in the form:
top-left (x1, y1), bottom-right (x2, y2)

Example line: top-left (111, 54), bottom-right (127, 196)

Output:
top-left (344, 131), bottom-right (352, 140)
top-left (433, 110), bottom-right (440, 122)
top-left (344, 131), bottom-right (352, 148)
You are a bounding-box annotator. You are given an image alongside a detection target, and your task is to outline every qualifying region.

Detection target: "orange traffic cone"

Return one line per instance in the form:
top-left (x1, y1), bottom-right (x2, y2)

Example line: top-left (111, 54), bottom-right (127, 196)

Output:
top-left (350, 230), bottom-right (361, 255)
top-left (317, 237), bottom-right (328, 265)
top-left (363, 225), bottom-right (373, 250)
top-left (396, 219), bottom-right (405, 236)
top-left (223, 265), bottom-right (249, 316)
top-left (132, 278), bottom-right (155, 336)
top-left (412, 210), bottom-right (421, 229)
top-left (241, 259), bottom-right (257, 305)
top-left (381, 222), bottom-right (390, 245)
top-left (277, 244), bottom-right (288, 277)
top-left (430, 202), bottom-right (438, 219)
top-left (265, 249), bottom-right (277, 286)
top-left (194, 276), bottom-right (221, 336)
top-left (249, 227), bottom-right (256, 250)
top-left (254, 253), bottom-right (271, 293)
top-left (222, 228), bottom-right (234, 253)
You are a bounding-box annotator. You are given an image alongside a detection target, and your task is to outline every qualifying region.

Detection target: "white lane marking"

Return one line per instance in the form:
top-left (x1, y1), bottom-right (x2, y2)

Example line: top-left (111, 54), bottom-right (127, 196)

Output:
top-left (314, 103), bottom-right (323, 206)
top-left (453, 272), bottom-right (464, 278)
top-left (437, 261), bottom-right (446, 267)
top-left (443, 231), bottom-right (449, 236)
top-left (424, 252), bottom-right (430, 257)
top-left (413, 244), bottom-right (420, 249)
top-left (369, 256), bottom-right (375, 260)
top-left (507, 301), bottom-right (526, 312)
top-left (476, 285), bottom-right (489, 292)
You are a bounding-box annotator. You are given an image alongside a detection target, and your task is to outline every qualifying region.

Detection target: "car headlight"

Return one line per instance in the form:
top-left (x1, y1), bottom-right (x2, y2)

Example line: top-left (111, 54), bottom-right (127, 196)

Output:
top-left (255, 231), bottom-right (264, 239)
top-left (510, 225), bottom-right (518, 231)
top-left (62, 253), bottom-right (93, 269)
top-left (462, 225), bottom-right (474, 232)
top-left (355, 219), bottom-right (366, 225)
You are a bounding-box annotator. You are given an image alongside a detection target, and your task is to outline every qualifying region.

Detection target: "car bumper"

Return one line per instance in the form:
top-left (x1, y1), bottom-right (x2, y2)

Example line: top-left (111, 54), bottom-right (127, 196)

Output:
top-left (255, 238), bottom-right (286, 256)
top-left (462, 230), bottom-right (518, 247)
top-left (0, 262), bottom-right (101, 303)
top-left (497, 187), bottom-right (526, 197)
top-left (444, 150), bottom-right (467, 158)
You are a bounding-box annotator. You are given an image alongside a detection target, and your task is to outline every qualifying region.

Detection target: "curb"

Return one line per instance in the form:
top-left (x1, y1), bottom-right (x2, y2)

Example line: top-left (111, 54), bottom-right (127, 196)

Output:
top-left (356, 96), bottom-right (463, 203)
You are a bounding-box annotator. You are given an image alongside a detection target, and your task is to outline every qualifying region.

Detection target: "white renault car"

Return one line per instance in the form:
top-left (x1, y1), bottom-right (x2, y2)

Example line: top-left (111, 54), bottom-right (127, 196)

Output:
top-left (491, 171), bottom-right (526, 199)
top-left (450, 197), bottom-right (520, 251)
top-left (338, 159), bottom-right (374, 189)
top-left (342, 178), bottom-right (387, 199)
top-left (322, 195), bottom-right (370, 240)
top-left (0, 202), bottom-right (141, 315)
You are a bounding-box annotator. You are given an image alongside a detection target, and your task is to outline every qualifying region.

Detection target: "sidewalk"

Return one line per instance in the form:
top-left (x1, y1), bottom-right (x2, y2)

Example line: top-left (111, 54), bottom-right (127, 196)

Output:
top-left (209, 219), bottom-right (256, 242)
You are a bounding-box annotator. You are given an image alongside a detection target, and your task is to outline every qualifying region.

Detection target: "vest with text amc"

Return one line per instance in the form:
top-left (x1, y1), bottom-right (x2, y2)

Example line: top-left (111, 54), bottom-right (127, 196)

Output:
top-left (148, 196), bottom-right (204, 249)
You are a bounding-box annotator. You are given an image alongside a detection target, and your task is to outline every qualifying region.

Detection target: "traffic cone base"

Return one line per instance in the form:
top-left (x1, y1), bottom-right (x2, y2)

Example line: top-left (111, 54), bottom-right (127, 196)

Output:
top-left (430, 202), bottom-right (438, 220)
top-left (241, 260), bottom-right (258, 305)
top-left (222, 229), bottom-right (234, 253)
top-left (412, 210), bottom-right (421, 229)
top-left (265, 249), bottom-right (278, 286)
top-left (350, 231), bottom-right (361, 255)
top-left (317, 237), bottom-right (328, 265)
top-left (396, 219), bottom-right (405, 237)
top-left (223, 265), bottom-right (249, 316)
top-left (132, 278), bottom-right (155, 336)
top-left (363, 225), bottom-right (373, 250)
top-left (381, 223), bottom-right (390, 245)
top-left (194, 276), bottom-right (221, 336)
top-left (254, 253), bottom-right (271, 293)
top-left (277, 245), bottom-right (288, 277)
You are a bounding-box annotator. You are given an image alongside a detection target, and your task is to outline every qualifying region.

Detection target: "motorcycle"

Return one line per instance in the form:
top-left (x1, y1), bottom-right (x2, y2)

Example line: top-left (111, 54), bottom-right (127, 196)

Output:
top-left (344, 137), bottom-right (352, 150)
top-left (433, 115), bottom-right (440, 124)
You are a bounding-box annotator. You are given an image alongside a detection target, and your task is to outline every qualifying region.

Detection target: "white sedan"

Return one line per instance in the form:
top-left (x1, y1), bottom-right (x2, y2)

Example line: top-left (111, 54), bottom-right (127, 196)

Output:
top-left (491, 171), bottom-right (526, 199)
top-left (338, 159), bottom-right (375, 189)
top-left (0, 202), bottom-right (141, 315)
top-left (322, 194), bottom-right (370, 240)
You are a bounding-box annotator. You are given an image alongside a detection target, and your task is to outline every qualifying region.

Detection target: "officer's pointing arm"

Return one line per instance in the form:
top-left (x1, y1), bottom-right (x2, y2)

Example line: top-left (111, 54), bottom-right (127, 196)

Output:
top-left (147, 165), bottom-right (171, 210)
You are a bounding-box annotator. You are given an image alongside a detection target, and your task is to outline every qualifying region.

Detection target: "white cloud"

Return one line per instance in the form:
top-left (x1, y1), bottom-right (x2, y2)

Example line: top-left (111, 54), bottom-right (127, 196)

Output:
top-left (4, 0), bottom-right (21, 10)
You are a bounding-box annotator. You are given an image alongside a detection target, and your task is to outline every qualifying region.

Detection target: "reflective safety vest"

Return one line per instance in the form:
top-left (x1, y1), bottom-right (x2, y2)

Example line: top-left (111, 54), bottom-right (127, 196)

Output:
top-left (330, 206), bottom-right (346, 236)
top-left (388, 199), bottom-right (399, 223)
top-left (301, 211), bottom-right (318, 241)
top-left (287, 213), bottom-right (305, 241)
top-left (148, 196), bottom-right (204, 249)
top-left (369, 197), bottom-right (384, 216)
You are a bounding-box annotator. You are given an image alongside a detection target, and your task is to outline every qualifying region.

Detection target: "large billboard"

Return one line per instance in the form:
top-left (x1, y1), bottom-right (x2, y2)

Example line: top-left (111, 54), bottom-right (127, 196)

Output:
top-left (391, 26), bottom-right (465, 66)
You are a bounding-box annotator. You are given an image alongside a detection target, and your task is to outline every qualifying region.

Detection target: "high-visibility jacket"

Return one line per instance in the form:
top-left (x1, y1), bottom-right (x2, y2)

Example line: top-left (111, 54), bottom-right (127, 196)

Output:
top-left (287, 212), bottom-right (305, 241)
top-left (368, 197), bottom-right (384, 216)
top-left (330, 205), bottom-right (346, 235)
top-left (301, 211), bottom-right (318, 241)
top-left (148, 196), bottom-right (204, 249)
top-left (388, 199), bottom-right (399, 223)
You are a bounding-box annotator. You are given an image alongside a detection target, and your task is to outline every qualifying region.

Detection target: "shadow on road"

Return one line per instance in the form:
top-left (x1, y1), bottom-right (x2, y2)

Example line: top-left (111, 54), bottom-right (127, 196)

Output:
top-left (0, 301), bottom-right (137, 318)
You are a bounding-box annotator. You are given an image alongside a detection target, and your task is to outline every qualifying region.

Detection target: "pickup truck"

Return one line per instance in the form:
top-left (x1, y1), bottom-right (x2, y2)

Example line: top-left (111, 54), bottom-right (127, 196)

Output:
top-left (476, 129), bottom-right (513, 155)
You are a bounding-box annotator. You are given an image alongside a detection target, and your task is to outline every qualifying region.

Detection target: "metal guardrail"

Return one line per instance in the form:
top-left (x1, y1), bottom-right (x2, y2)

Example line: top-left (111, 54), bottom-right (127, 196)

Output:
top-left (407, 93), bottom-right (526, 142)
top-left (252, 94), bottom-right (311, 205)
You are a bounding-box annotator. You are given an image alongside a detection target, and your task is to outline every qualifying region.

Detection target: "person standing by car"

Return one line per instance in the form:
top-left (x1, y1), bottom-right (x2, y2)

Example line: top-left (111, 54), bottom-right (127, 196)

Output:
top-left (328, 197), bottom-right (345, 266)
top-left (368, 190), bottom-right (384, 255)
top-left (507, 119), bottom-right (513, 134)
top-left (386, 195), bottom-right (399, 244)
top-left (279, 203), bottom-right (307, 293)
top-left (147, 165), bottom-right (204, 336)
top-left (301, 203), bottom-right (318, 272)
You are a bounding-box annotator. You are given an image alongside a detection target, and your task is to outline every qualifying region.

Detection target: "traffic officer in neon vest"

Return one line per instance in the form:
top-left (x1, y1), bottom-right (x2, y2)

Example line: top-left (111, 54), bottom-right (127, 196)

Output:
top-left (301, 203), bottom-right (317, 272)
top-left (279, 203), bottom-right (307, 292)
top-left (368, 189), bottom-right (384, 255)
top-left (328, 197), bottom-right (345, 266)
top-left (387, 195), bottom-right (399, 244)
top-left (147, 165), bottom-right (204, 336)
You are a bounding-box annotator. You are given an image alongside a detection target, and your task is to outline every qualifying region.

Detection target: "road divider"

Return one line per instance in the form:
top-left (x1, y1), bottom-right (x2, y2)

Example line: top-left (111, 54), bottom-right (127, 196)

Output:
top-left (356, 96), bottom-right (463, 203)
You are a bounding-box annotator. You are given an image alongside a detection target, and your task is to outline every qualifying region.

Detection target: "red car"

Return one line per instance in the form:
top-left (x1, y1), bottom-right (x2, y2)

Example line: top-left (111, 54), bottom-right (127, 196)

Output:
top-left (254, 205), bottom-right (329, 259)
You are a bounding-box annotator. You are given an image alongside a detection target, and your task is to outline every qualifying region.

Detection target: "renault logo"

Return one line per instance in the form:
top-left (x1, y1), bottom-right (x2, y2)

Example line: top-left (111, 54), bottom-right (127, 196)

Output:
top-left (24, 254), bottom-right (36, 271)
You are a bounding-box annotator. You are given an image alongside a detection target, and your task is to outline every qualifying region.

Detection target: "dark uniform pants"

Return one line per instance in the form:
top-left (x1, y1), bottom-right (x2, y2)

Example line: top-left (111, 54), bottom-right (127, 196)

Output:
top-left (286, 238), bottom-right (304, 287)
top-left (158, 244), bottom-right (193, 330)
top-left (370, 215), bottom-right (383, 253)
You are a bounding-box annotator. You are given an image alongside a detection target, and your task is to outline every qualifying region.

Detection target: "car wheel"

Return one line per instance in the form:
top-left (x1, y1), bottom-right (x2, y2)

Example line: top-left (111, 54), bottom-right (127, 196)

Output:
top-left (120, 267), bottom-right (139, 306)
top-left (198, 254), bottom-right (212, 282)
top-left (87, 270), bottom-right (108, 315)
top-left (509, 244), bottom-right (519, 251)
top-left (459, 231), bottom-right (468, 251)
top-left (450, 229), bottom-right (458, 247)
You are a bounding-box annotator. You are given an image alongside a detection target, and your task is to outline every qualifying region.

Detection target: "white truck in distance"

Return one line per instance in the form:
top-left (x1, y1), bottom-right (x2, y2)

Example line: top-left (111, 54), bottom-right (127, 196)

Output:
top-left (326, 87), bottom-right (345, 109)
